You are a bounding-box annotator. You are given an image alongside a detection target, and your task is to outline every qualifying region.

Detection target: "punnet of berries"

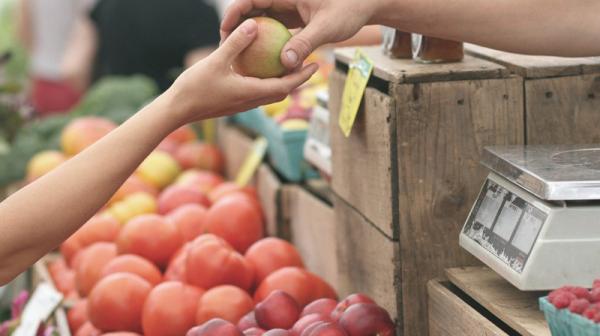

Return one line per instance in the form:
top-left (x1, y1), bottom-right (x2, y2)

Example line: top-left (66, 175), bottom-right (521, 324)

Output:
top-left (541, 280), bottom-right (600, 336)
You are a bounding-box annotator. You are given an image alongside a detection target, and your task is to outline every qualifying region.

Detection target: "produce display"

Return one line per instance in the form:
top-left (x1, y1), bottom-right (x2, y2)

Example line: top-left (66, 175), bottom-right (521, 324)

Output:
top-left (15, 116), bottom-right (395, 336)
top-left (546, 283), bottom-right (600, 322)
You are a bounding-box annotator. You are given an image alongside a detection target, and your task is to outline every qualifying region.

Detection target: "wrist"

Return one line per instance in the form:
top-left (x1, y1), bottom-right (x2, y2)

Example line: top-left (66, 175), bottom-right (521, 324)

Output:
top-left (141, 90), bottom-right (186, 136)
top-left (370, 0), bottom-right (400, 27)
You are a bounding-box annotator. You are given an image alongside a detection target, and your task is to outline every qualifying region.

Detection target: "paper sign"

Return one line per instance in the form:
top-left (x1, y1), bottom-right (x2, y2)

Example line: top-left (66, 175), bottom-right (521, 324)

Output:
top-left (13, 283), bottom-right (63, 336)
top-left (235, 137), bottom-right (268, 186)
top-left (338, 49), bottom-right (374, 137)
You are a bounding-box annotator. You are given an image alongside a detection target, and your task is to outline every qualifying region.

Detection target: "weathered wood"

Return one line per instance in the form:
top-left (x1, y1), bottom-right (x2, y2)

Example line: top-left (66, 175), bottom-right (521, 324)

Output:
top-left (394, 76), bottom-right (525, 336)
top-left (428, 279), bottom-right (508, 336)
top-left (217, 122), bottom-right (256, 180)
top-left (466, 44), bottom-right (600, 78)
top-left (333, 194), bottom-right (400, 326)
top-left (525, 74), bottom-right (600, 144)
top-left (329, 71), bottom-right (396, 238)
top-left (285, 186), bottom-right (338, 288)
top-left (447, 267), bottom-right (550, 336)
top-left (255, 164), bottom-right (282, 237)
top-left (335, 46), bottom-right (509, 84)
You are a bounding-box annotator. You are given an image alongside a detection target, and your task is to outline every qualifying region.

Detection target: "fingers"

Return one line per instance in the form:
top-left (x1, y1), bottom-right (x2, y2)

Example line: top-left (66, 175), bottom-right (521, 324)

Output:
top-left (221, 0), bottom-right (272, 38)
top-left (215, 19), bottom-right (258, 63)
top-left (280, 17), bottom-right (331, 69)
top-left (245, 63), bottom-right (319, 96)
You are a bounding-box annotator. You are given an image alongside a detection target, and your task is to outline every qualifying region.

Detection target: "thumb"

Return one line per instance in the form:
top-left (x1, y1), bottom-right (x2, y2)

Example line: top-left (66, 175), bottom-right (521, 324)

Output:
top-left (217, 19), bottom-right (258, 63)
top-left (281, 17), bottom-right (329, 69)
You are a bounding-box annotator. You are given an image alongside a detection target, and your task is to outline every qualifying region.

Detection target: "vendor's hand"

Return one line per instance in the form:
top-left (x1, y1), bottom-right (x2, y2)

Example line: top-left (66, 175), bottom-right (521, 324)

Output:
top-left (221, 0), bottom-right (379, 69)
top-left (167, 18), bottom-right (319, 125)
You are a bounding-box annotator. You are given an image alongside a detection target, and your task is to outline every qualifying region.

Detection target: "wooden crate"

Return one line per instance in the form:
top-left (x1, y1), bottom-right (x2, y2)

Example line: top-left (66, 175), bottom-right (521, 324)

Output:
top-left (217, 121), bottom-right (256, 180)
top-left (330, 46), bottom-right (524, 335)
top-left (281, 185), bottom-right (337, 288)
top-left (429, 266), bottom-right (551, 336)
top-left (332, 194), bottom-right (400, 330)
top-left (466, 44), bottom-right (600, 144)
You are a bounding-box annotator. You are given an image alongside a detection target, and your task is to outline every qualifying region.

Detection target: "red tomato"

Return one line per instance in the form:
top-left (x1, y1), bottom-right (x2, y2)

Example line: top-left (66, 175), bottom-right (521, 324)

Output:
top-left (88, 273), bottom-right (152, 332)
top-left (176, 170), bottom-right (224, 194)
top-left (245, 238), bottom-right (304, 284)
top-left (61, 234), bottom-right (83, 267)
top-left (165, 125), bottom-right (196, 144)
top-left (101, 333), bottom-right (141, 336)
top-left (48, 257), bottom-right (76, 295)
top-left (116, 214), bottom-right (182, 268)
top-left (164, 243), bottom-right (190, 282)
top-left (142, 281), bottom-right (205, 336)
top-left (196, 285), bottom-right (254, 325)
top-left (174, 142), bottom-right (224, 173)
top-left (167, 204), bottom-right (207, 242)
top-left (205, 193), bottom-right (264, 253)
top-left (157, 185), bottom-right (211, 215)
top-left (101, 254), bottom-right (162, 286)
top-left (75, 242), bottom-right (117, 297)
top-left (208, 182), bottom-right (258, 204)
top-left (254, 267), bottom-right (337, 307)
top-left (76, 215), bottom-right (121, 247)
top-left (67, 299), bottom-right (88, 333)
top-left (75, 322), bottom-right (101, 336)
top-left (185, 234), bottom-right (254, 291)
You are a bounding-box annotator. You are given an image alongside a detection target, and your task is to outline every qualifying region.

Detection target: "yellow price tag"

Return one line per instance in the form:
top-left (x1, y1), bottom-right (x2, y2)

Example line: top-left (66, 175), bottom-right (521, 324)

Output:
top-left (235, 137), bottom-right (268, 186)
top-left (338, 49), bottom-right (374, 137)
top-left (202, 118), bottom-right (217, 144)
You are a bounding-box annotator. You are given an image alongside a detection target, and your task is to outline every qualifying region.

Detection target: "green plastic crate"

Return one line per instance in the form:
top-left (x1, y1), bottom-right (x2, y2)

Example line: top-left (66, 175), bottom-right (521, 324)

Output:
top-left (540, 297), bottom-right (600, 336)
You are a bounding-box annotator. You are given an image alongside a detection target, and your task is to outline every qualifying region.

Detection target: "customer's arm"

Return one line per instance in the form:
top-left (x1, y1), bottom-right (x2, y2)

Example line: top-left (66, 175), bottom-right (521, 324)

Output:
top-left (222, 0), bottom-right (600, 70)
top-left (0, 19), bottom-right (318, 285)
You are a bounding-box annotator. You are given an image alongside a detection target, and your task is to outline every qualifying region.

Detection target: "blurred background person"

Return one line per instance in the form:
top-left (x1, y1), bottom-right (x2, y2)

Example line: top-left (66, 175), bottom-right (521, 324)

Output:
top-left (62, 0), bottom-right (221, 93)
top-left (16, 0), bottom-right (84, 116)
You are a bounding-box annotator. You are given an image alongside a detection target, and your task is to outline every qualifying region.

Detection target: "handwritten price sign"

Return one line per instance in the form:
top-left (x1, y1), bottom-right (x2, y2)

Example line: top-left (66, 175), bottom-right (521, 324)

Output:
top-left (338, 50), bottom-right (374, 137)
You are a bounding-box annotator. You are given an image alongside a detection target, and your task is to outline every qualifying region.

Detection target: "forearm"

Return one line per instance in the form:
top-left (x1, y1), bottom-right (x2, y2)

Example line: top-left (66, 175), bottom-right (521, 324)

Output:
top-left (374, 0), bottom-right (600, 56)
top-left (0, 93), bottom-right (181, 284)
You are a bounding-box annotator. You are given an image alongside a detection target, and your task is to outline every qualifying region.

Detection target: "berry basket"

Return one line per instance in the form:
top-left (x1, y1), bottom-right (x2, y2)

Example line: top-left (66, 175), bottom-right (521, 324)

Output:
top-left (540, 297), bottom-right (600, 336)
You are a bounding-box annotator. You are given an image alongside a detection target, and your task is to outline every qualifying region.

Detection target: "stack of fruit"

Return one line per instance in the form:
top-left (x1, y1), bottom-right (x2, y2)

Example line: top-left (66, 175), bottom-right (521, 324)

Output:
top-left (22, 116), bottom-right (395, 336)
top-left (540, 281), bottom-right (600, 335)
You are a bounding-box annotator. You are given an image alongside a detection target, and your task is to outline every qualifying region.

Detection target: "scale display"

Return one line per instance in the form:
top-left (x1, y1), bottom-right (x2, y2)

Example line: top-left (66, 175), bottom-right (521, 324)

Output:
top-left (463, 179), bottom-right (548, 273)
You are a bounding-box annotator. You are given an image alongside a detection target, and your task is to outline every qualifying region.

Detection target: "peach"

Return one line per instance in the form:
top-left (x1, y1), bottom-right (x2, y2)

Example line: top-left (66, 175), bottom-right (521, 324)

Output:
top-left (158, 185), bottom-right (211, 215)
top-left (75, 242), bottom-right (117, 296)
top-left (109, 175), bottom-right (158, 205)
top-left (195, 285), bottom-right (255, 325)
top-left (101, 254), bottom-right (162, 286)
top-left (167, 204), bottom-right (208, 242)
top-left (61, 117), bottom-right (116, 156)
top-left (174, 142), bottom-right (224, 173)
top-left (26, 150), bottom-right (67, 181)
top-left (234, 17), bottom-right (292, 78)
top-left (176, 170), bottom-right (224, 194)
top-left (106, 192), bottom-right (157, 225)
top-left (255, 290), bottom-right (300, 330)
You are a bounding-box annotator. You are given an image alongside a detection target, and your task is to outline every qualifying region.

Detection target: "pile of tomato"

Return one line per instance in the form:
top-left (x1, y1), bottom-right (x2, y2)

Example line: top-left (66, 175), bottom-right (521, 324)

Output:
top-left (39, 117), bottom-right (394, 336)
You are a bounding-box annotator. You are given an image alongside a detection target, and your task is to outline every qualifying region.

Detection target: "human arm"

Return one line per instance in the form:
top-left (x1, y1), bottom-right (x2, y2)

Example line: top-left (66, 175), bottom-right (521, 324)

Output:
top-left (221, 0), bottom-right (600, 69)
top-left (0, 19), bottom-right (318, 285)
top-left (61, 16), bottom-right (98, 91)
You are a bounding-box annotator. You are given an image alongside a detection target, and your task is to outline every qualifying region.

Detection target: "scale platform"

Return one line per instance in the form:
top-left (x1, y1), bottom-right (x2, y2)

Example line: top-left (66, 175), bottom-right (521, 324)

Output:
top-left (460, 145), bottom-right (600, 290)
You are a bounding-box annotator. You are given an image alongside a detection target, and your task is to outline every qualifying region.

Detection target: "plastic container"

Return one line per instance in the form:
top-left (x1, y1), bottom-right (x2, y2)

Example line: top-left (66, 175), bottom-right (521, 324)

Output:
top-left (228, 108), bottom-right (266, 135)
top-left (382, 27), bottom-right (412, 59)
top-left (413, 34), bottom-right (464, 63)
top-left (539, 297), bottom-right (600, 336)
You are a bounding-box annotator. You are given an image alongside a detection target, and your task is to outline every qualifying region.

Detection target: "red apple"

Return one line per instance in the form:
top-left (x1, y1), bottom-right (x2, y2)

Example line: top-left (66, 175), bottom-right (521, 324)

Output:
top-left (301, 299), bottom-right (337, 318)
top-left (292, 314), bottom-right (331, 336)
top-left (243, 328), bottom-right (266, 336)
top-left (185, 319), bottom-right (242, 336)
top-left (175, 141), bottom-right (224, 173)
top-left (306, 322), bottom-right (348, 336)
top-left (338, 304), bottom-right (394, 336)
top-left (238, 311), bottom-right (259, 331)
top-left (255, 290), bottom-right (301, 330)
top-left (263, 330), bottom-right (291, 336)
top-left (330, 294), bottom-right (376, 321)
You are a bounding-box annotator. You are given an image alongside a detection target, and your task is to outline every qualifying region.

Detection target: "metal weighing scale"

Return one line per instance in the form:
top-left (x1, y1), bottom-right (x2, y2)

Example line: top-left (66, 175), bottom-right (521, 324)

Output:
top-left (460, 145), bottom-right (600, 290)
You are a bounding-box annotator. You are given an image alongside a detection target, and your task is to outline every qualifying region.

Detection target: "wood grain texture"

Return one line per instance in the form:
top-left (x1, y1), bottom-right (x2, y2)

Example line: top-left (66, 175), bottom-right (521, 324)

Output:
top-left (329, 70), bottom-right (396, 238)
top-left (428, 279), bottom-right (508, 336)
top-left (447, 267), bottom-right (550, 336)
top-left (255, 164), bottom-right (282, 237)
top-left (286, 186), bottom-right (338, 288)
top-left (335, 46), bottom-right (509, 84)
top-left (525, 74), bottom-right (600, 144)
top-left (333, 194), bottom-right (401, 326)
top-left (394, 77), bottom-right (525, 336)
top-left (466, 44), bottom-right (600, 78)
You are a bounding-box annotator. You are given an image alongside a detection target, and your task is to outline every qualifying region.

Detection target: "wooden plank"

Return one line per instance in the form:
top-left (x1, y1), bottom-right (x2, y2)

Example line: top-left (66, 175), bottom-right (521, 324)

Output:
top-left (466, 44), bottom-right (600, 78)
top-left (333, 195), bottom-right (400, 326)
top-left (255, 164), bottom-right (282, 237)
top-left (329, 70), bottom-right (396, 238)
top-left (335, 46), bottom-right (509, 84)
top-left (447, 267), bottom-right (550, 336)
top-left (394, 76), bottom-right (525, 336)
top-left (286, 186), bottom-right (338, 288)
top-left (217, 122), bottom-right (256, 180)
top-left (525, 74), bottom-right (600, 144)
top-left (428, 279), bottom-right (508, 336)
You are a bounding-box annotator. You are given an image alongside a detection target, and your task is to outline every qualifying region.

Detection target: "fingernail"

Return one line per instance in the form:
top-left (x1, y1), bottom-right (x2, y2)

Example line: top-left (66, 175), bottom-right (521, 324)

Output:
top-left (240, 19), bottom-right (257, 35)
top-left (286, 50), bottom-right (298, 66)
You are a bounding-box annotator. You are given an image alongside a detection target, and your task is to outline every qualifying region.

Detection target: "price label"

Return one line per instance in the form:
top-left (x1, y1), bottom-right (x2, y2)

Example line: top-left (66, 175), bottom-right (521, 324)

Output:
top-left (338, 49), bottom-right (374, 137)
top-left (235, 137), bottom-right (268, 187)
top-left (13, 283), bottom-right (63, 336)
